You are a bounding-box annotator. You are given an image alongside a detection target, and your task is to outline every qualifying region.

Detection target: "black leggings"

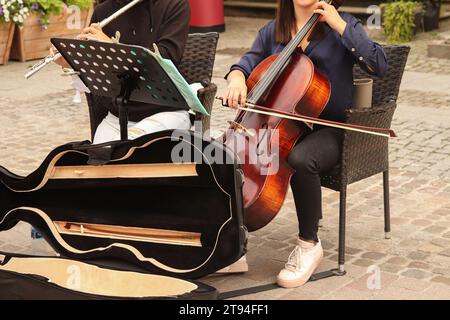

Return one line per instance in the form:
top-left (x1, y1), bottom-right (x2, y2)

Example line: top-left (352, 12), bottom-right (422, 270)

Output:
top-left (287, 127), bottom-right (342, 242)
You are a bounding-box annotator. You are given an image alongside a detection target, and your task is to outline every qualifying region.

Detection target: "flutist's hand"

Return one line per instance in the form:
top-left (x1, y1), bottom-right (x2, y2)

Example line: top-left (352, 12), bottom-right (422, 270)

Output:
top-left (78, 23), bottom-right (113, 43)
top-left (50, 46), bottom-right (70, 69)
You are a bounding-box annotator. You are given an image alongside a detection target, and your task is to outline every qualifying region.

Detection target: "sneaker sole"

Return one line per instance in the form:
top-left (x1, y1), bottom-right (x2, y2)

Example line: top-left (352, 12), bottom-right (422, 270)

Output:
top-left (276, 252), bottom-right (323, 288)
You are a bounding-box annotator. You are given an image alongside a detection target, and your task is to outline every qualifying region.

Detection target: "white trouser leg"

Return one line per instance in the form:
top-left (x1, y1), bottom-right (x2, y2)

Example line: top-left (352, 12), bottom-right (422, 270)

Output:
top-left (127, 110), bottom-right (191, 139)
top-left (93, 112), bottom-right (136, 144)
top-left (93, 111), bottom-right (191, 144)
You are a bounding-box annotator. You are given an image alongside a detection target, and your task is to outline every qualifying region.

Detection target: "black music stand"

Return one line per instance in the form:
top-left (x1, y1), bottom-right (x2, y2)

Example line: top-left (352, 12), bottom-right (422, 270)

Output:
top-left (51, 38), bottom-right (192, 141)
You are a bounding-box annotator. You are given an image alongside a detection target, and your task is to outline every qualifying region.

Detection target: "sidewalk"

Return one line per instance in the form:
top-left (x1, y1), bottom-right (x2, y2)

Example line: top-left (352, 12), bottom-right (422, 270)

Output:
top-left (0, 16), bottom-right (449, 299)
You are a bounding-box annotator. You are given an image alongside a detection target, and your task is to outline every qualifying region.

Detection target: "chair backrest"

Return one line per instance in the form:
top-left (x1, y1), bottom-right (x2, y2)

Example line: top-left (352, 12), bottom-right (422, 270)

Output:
top-left (178, 32), bottom-right (219, 85)
top-left (353, 45), bottom-right (410, 106)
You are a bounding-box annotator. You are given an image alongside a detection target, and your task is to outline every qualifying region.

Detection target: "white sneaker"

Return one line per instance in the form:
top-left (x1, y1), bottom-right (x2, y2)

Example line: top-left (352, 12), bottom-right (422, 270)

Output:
top-left (216, 255), bottom-right (249, 274)
top-left (276, 238), bottom-right (323, 288)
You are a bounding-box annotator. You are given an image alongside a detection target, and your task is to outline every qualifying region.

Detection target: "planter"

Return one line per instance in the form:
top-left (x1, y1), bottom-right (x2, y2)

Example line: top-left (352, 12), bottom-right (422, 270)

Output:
top-left (0, 22), bottom-right (15, 65)
top-left (423, 1), bottom-right (440, 31)
top-left (414, 6), bottom-right (423, 35)
top-left (10, 8), bottom-right (93, 62)
top-left (413, 3), bottom-right (424, 35)
top-left (381, 2), bottom-right (423, 43)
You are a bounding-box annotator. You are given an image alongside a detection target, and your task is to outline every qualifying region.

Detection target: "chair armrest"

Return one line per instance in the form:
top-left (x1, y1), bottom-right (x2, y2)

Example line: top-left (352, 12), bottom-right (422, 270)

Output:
top-left (341, 100), bottom-right (397, 185)
top-left (195, 83), bottom-right (218, 133)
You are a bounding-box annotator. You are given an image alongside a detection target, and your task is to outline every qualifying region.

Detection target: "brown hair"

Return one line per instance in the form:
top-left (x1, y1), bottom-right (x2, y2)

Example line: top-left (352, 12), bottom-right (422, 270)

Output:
top-left (275, 0), bottom-right (296, 44)
top-left (275, 0), bottom-right (326, 45)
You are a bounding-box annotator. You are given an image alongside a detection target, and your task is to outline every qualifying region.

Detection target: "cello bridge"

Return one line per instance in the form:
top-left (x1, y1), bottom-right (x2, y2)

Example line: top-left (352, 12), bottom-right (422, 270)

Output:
top-left (227, 121), bottom-right (255, 137)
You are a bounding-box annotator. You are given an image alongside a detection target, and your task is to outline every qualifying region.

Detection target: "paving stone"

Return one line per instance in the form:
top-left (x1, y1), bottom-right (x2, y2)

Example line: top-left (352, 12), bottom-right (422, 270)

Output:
top-left (432, 209), bottom-right (450, 216)
top-left (346, 272), bottom-right (398, 292)
top-left (424, 282), bottom-right (450, 301)
top-left (0, 244), bottom-right (24, 252)
top-left (411, 219), bottom-right (433, 226)
top-left (417, 242), bottom-right (445, 254)
top-left (353, 259), bottom-right (376, 268)
top-left (324, 287), bottom-right (379, 300)
top-left (265, 241), bottom-right (289, 250)
top-left (361, 252), bottom-right (387, 260)
top-left (431, 238), bottom-right (450, 248)
top-left (430, 276), bottom-right (450, 287)
top-left (320, 240), bottom-right (335, 250)
top-left (422, 225), bottom-right (448, 234)
top-left (278, 289), bottom-right (323, 300)
top-left (386, 256), bottom-right (409, 266)
top-left (373, 286), bottom-right (427, 300)
top-left (390, 217), bottom-right (410, 225)
top-left (391, 277), bottom-right (432, 292)
top-left (433, 268), bottom-right (450, 277)
top-left (345, 247), bottom-right (363, 255)
top-left (400, 269), bottom-right (433, 280)
top-left (380, 263), bottom-right (406, 274)
top-left (244, 257), bottom-right (285, 282)
top-left (407, 261), bottom-right (433, 270)
top-left (438, 248), bottom-right (450, 257)
top-left (407, 251), bottom-right (430, 261)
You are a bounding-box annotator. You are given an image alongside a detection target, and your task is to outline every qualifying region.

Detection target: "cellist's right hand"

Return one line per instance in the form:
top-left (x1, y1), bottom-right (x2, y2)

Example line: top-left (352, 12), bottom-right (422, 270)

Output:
top-left (225, 70), bottom-right (247, 109)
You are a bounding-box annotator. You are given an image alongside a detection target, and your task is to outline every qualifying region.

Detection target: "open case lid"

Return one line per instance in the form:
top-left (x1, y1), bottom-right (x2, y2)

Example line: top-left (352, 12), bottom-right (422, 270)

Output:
top-left (0, 252), bottom-right (217, 300)
top-left (0, 130), bottom-right (247, 298)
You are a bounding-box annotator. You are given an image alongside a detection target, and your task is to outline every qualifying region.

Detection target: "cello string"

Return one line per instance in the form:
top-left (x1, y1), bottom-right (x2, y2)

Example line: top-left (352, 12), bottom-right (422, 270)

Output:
top-left (247, 0), bottom-right (333, 103)
top-left (247, 13), bottom-right (320, 104)
top-left (249, 13), bottom-right (319, 101)
top-left (237, 0), bottom-right (332, 128)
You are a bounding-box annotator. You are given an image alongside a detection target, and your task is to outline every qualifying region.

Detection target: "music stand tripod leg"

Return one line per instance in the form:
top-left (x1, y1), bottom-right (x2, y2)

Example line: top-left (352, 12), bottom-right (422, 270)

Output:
top-left (114, 75), bottom-right (135, 141)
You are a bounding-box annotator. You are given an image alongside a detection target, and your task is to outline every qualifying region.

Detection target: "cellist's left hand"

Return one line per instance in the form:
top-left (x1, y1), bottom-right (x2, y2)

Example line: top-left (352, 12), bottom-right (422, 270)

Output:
top-left (313, 1), bottom-right (347, 36)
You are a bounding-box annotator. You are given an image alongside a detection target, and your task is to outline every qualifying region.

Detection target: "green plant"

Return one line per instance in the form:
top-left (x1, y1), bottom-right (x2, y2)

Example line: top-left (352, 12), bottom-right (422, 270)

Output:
top-left (65, 0), bottom-right (91, 10)
top-left (24, 0), bottom-right (92, 29)
top-left (381, 1), bottom-right (419, 43)
top-left (25, 0), bottom-right (64, 28)
top-left (0, 0), bottom-right (31, 26)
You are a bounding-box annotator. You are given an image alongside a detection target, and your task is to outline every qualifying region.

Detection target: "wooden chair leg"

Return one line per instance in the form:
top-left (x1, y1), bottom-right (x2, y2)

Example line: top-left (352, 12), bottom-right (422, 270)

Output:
top-left (338, 186), bottom-right (347, 273)
top-left (383, 170), bottom-right (391, 239)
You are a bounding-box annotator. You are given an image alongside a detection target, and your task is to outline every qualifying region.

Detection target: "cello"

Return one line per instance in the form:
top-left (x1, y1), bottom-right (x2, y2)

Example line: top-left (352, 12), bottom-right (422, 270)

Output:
top-left (221, 0), bottom-right (394, 232)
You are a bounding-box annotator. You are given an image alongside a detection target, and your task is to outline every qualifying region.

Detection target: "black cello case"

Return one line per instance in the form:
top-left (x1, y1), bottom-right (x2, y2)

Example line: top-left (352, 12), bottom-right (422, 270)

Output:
top-left (0, 130), bottom-right (247, 300)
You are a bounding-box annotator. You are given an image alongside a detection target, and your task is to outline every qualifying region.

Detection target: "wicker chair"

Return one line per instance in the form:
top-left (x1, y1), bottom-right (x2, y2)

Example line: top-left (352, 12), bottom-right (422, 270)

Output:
top-left (320, 45), bottom-right (410, 275)
top-left (85, 32), bottom-right (219, 140)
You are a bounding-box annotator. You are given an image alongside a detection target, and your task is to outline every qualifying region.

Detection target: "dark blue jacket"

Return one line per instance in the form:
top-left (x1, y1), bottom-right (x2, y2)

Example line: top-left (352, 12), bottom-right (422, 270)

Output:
top-left (227, 13), bottom-right (388, 122)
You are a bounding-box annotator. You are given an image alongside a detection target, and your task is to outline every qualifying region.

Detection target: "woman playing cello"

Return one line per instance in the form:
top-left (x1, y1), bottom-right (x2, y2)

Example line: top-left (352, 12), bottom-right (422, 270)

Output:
top-left (223, 0), bottom-right (387, 288)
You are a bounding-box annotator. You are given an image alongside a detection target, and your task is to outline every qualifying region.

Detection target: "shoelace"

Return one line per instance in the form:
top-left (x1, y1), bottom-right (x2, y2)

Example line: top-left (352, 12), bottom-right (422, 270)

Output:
top-left (285, 245), bottom-right (302, 271)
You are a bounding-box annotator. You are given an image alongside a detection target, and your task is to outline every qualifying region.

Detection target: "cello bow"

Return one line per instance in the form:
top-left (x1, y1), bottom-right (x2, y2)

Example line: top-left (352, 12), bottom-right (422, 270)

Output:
top-left (216, 97), bottom-right (396, 138)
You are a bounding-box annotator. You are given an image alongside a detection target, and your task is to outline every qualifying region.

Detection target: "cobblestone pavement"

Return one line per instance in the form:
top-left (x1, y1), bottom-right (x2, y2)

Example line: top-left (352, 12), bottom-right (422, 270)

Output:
top-left (0, 16), bottom-right (449, 299)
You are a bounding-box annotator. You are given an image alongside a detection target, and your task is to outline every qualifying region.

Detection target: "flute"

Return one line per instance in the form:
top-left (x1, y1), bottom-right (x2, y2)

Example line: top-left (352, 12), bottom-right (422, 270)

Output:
top-left (25, 0), bottom-right (143, 79)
